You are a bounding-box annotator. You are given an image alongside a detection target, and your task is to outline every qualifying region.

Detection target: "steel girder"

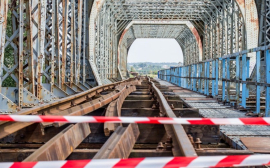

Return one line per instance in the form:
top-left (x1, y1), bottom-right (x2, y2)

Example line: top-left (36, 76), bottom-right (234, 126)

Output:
top-left (0, 0), bottom-right (96, 113)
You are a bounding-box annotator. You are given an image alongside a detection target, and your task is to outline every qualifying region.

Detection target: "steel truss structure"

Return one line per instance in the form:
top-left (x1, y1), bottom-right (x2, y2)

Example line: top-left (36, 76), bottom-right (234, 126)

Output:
top-left (0, 0), bottom-right (268, 114)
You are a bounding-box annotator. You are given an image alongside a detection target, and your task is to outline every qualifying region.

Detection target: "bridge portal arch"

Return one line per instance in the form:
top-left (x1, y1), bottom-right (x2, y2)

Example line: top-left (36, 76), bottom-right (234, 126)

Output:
top-left (89, 0), bottom-right (259, 82)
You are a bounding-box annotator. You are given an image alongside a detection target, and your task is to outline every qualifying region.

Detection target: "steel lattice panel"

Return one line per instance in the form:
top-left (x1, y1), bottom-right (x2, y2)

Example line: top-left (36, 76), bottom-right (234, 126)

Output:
top-left (199, 109), bottom-right (246, 118)
top-left (176, 94), bottom-right (205, 98)
top-left (220, 125), bottom-right (270, 150)
top-left (109, 0), bottom-right (221, 20)
top-left (187, 103), bottom-right (227, 109)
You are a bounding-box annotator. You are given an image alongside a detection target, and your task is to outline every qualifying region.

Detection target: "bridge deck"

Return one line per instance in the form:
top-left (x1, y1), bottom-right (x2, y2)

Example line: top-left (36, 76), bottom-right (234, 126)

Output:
top-left (156, 78), bottom-right (270, 152)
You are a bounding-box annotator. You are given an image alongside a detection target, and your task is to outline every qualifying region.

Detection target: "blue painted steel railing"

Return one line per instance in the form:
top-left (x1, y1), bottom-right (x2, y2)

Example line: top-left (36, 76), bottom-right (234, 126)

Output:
top-left (158, 45), bottom-right (270, 116)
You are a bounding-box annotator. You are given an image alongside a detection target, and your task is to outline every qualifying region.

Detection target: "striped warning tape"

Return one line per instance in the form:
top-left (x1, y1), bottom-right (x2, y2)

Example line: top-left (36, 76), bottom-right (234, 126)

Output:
top-left (1, 155), bottom-right (270, 168)
top-left (0, 115), bottom-right (270, 125)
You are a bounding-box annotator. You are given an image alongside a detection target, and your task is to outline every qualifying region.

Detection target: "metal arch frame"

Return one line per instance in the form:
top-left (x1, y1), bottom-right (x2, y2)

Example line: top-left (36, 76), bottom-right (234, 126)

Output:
top-left (89, 0), bottom-right (258, 81)
top-left (89, 0), bottom-right (214, 83)
top-left (118, 20), bottom-right (203, 61)
top-left (117, 20), bottom-right (203, 76)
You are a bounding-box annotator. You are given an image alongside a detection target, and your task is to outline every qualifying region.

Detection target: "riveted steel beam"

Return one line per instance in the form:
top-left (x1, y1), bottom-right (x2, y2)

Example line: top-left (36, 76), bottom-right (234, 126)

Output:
top-left (93, 124), bottom-right (140, 159)
top-left (23, 123), bottom-right (91, 161)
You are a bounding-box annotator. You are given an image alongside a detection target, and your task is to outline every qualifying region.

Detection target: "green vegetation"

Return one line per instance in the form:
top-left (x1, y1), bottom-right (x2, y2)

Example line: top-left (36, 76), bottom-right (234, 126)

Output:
top-left (128, 62), bottom-right (180, 77)
top-left (3, 10), bottom-right (16, 87)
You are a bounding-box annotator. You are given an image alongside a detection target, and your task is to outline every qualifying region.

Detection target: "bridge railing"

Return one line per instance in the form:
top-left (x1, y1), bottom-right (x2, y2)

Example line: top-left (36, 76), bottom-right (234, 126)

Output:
top-left (158, 45), bottom-right (270, 116)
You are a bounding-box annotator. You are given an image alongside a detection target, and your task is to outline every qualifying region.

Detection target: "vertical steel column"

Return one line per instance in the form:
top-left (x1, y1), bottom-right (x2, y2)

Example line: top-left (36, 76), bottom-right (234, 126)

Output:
top-left (175, 68), bottom-right (177, 84)
top-left (171, 68), bottom-right (174, 84)
top-left (246, 57), bottom-right (250, 98)
top-left (82, 0), bottom-right (87, 84)
top-left (236, 54), bottom-right (240, 105)
top-left (167, 69), bottom-right (169, 82)
top-left (0, 0), bottom-right (9, 92)
top-left (187, 66), bottom-right (189, 89)
top-left (170, 68), bottom-right (172, 83)
top-left (52, 0), bottom-right (59, 91)
top-left (226, 58), bottom-right (230, 102)
top-left (25, 0), bottom-right (35, 95)
top-left (18, 0), bottom-right (24, 108)
top-left (179, 67), bottom-right (182, 87)
top-left (198, 63), bottom-right (202, 93)
top-left (174, 68), bottom-right (176, 85)
top-left (265, 50), bottom-right (270, 116)
top-left (241, 54), bottom-right (247, 108)
top-left (167, 69), bottom-right (169, 83)
top-left (206, 62), bottom-right (210, 96)
top-left (70, 0), bottom-right (75, 85)
top-left (185, 66), bottom-right (187, 88)
top-left (256, 51), bottom-right (261, 114)
top-left (188, 66), bottom-right (191, 89)
top-left (182, 67), bottom-right (184, 87)
top-left (37, 0), bottom-right (47, 99)
top-left (169, 69), bottom-right (171, 83)
top-left (212, 60), bottom-right (215, 96)
top-left (173, 68), bottom-right (175, 84)
top-left (184, 67), bottom-right (186, 88)
top-left (76, 0), bottom-right (82, 84)
top-left (190, 66), bottom-right (192, 89)
top-left (193, 64), bottom-right (197, 91)
top-left (100, 10), bottom-right (105, 79)
top-left (191, 65), bottom-right (194, 90)
top-left (222, 59), bottom-right (226, 101)
top-left (56, 0), bottom-right (61, 86)
top-left (215, 59), bottom-right (219, 96)
top-left (204, 62), bottom-right (207, 95)
top-left (61, 0), bottom-right (68, 89)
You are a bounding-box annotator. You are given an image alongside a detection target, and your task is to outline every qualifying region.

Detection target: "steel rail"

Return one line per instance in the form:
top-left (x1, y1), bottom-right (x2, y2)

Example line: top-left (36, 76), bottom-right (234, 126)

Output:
top-left (94, 124), bottom-right (140, 159)
top-left (45, 85), bottom-right (127, 128)
top-left (104, 85), bottom-right (137, 136)
top-left (147, 77), bottom-right (197, 157)
top-left (0, 78), bottom-right (139, 139)
top-left (23, 123), bottom-right (91, 161)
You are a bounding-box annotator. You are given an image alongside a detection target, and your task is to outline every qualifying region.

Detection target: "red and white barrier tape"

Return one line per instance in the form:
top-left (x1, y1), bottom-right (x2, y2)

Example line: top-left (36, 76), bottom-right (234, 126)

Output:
top-left (1, 155), bottom-right (270, 168)
top-left (0, 115), bottom-right (270, 125)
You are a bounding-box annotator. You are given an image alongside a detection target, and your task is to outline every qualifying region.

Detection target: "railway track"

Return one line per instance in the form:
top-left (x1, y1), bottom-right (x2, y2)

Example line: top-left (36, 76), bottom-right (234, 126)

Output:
top-left (0, 77), bottom-right (258, 163)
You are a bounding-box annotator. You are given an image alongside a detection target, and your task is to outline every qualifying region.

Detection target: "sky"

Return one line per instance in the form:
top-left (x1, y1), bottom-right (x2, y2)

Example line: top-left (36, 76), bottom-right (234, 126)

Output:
top-left (128, 38), bottom-right (183, 63)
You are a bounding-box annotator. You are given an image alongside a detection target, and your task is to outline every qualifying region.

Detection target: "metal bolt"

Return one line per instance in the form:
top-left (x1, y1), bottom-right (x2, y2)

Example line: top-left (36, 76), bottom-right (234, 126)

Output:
top-left (156, 142), bottom-right (164, 150)
top-left (188, 134), bottom-right (195, 147)
top-left (195, 138), bottom-right (202, 149)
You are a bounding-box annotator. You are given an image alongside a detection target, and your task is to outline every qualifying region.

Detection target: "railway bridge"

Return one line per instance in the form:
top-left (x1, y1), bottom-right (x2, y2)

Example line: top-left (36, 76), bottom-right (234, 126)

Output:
top-left (0, 0), bottom-right (270, 167)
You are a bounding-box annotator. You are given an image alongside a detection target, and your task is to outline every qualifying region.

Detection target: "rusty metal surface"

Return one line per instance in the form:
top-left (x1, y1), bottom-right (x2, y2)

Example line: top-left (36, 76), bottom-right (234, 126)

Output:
top-left (104, 100), bottom-right (119, 136)
top-left (0, 79), bottom-right (139, 139)
top-left (94, 124), bottom-right (140, 159)
top-left (47, 86), bottom-right (125, 127)
top-left (0, 79), bottom-right (138, 138)
top-left (196, 149), bottom-right (253, 156)
top-left (148, 78), bottom-right (197, 157)
top-left (0, 149), bottom-right (173, 161)
top-left (24, 123), bottom-right (90, 161)
top-left (104, 85), bottom-right (137, 136)
top-left (240, 137), bottom-right (270, 153)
